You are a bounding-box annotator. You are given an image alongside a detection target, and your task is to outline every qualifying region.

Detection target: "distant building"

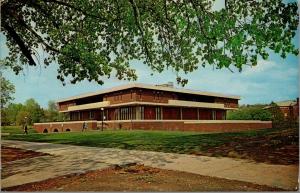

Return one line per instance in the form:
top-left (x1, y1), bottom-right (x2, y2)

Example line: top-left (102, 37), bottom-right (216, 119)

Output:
top-left (34, 83), bottom-right (272, 133)
top-left (265, 98), bottom-right (299, 121)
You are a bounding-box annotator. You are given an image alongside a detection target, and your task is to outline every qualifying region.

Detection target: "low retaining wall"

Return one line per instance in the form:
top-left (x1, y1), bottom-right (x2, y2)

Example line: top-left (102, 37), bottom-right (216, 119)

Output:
top-left (104, 120), bottom-right (272, 132)
top-left (183, 120), bottom-right (272, 132)
top-left (33, 120), bottom-right (98, 133)
top-left (34, 120), bottom-right (272, 133)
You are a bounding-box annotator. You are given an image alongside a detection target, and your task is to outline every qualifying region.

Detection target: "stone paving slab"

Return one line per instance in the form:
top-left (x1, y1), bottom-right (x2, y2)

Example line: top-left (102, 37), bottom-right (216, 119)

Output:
top-left (1, 140), bottom-right (299, 190)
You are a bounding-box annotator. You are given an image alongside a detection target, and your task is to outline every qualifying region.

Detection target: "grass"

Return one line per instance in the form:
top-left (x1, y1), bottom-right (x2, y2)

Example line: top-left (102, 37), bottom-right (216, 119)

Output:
top-left (1, 126), bottom-right (37, 135)
top-left (2, 127), bottom-right (280, 155)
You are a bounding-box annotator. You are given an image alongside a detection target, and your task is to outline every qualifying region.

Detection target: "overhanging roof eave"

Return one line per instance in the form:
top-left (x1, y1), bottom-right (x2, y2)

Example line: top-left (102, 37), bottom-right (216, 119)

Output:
top-left (56, 83), bottom-right (241, 103)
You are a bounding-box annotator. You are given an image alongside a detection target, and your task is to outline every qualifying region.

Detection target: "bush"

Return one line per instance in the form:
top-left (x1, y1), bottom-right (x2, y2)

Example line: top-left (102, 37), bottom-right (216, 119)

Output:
top-left (227, 106), bottom-right (272, 121)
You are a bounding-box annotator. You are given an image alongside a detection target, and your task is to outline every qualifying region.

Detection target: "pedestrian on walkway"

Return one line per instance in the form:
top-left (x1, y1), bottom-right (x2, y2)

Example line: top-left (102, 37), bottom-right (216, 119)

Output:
top-left (23, 124), bottom-right (28, 135)
top-left (82, 122), bottom-right (88, 132)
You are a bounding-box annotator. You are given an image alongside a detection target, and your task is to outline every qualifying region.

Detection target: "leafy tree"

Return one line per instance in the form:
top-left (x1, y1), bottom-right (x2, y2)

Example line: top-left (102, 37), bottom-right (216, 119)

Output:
top-left (16, 110), bottom-right (31, 126)
top-left (1, 103), bottom-right (23, 125)
top-left (227, 106), bottom-right (272, 121)
top-left (1, 0), bottom-right (298, 86)
top-left (0, 74), bottom-right (16, 125)
top-left (1, 109), bottom-right (10, 126)
top-left (44, 100), bottom-right (65, 122)
top-left (0, 76), bottom-right (15, 108)
top-left (23, 98), bottom-right (45, 124)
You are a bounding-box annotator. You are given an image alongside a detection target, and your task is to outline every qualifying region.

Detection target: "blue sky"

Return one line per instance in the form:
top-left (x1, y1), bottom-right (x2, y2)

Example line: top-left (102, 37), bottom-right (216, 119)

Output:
top-left (1, 5), bottom-right (299, 108)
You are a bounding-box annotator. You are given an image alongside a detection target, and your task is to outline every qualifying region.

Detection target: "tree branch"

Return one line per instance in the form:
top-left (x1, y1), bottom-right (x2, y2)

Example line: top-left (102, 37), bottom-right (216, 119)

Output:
top-left (43, 0), bottom-right (106, 21)
top-left (2, 22), bottom-right (36, 66)
top-left (129, 0), bottom-right (152, 64)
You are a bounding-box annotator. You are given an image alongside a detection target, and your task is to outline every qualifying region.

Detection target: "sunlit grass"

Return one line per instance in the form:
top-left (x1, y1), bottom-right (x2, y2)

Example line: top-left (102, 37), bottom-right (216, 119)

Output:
top-left (3, 127), bottom-right (278, 154)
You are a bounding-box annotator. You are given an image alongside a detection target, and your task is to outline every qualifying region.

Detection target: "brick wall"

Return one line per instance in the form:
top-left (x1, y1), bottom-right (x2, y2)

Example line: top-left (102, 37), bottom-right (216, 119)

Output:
top-left (104, 121), bottom-right (185, 131)
top-left (104, 120), bottom-right (272, 132)
top-left (103, 89), bottom-right (175, 104)
top-left (105, 89), bottom-right (135, 104)
top-left (199, 109), bottom-right (212, 120)
top-left (163, 107), bottom-right (181, 120)
top-left (58, 101), bottom-right (76, 111)
top-left (214, 98), bottom-right (238, 108)
top-left (34, 121), bottom-right (98, 133)
top-left (216, 110), bottom-right (225, 120)
top-left (183, 121), bottom-right (272, 132)
top-left (182, 108), bottom-right (198, 120)
top-left (34, 120), bottom-right (272, 133)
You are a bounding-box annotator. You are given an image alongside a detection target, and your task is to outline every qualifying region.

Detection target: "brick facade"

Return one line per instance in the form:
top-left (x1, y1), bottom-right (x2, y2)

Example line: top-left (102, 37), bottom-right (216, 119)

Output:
top-left (35, 83), bottom-right (251, 133)
top-left (58, 101), bottom-right (76, 111)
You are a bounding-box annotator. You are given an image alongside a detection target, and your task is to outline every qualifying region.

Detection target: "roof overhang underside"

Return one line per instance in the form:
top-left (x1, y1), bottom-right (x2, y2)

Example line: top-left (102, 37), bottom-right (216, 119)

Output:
top-left (56, 83), bottom-right (241, 103)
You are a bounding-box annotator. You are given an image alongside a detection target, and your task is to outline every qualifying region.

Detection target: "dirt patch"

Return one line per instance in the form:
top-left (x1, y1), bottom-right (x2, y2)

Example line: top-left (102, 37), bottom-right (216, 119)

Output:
top-left (1, 146), bottom-right (49, 163)
top-left (3, 164), bottom-right (283, 192)
top-left (194, 128), bottom-right (299, 165)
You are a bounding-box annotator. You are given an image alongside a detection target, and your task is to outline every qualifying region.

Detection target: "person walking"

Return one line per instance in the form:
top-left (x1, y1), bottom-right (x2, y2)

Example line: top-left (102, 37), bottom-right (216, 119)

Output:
top-left (82, 122), bottom-right (87, 132)
top-left (23, 124), bottom-right (28, 135)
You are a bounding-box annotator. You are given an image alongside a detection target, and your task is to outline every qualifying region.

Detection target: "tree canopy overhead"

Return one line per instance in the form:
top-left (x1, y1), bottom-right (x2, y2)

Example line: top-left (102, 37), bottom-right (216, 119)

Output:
top-left (1, 0), bottom-right (299, 86)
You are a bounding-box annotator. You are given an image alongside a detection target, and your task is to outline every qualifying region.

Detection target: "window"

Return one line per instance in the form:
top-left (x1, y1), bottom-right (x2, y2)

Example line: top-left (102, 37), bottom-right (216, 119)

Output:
top-left (71, 112), bottom-right (79, 120)
top-left (135, 106), bottom-right (144, 120)
top-left (117, 107), bottom-right (134, 120)
top-left (141, 106), bottom-right (144, 119)
top-left (155, 107), bottom-right (161, 120)
top-left (132, 107), bottom-right (136, 119)
top-left (89, 111), bottom-right (94, 119)
top-left (222, 111), bottom-right (226, 120)
top-left (212, 110), bottom-right (216, 120)
top-left (115, 108), bottom-right (120, 120)
top-left (120, 108), bottom-right (123, 120)
top-left (128, 107), bottom-right (131, 120)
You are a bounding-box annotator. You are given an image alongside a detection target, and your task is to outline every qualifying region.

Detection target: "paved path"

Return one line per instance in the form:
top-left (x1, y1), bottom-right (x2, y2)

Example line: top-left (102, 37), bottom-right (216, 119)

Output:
top-left (1, 140), bottom-right (299, 190)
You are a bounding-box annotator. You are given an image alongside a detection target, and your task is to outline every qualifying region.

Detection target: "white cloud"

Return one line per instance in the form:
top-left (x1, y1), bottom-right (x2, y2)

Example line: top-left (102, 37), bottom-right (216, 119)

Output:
top-left (242, 60), bottom-right (276, 75)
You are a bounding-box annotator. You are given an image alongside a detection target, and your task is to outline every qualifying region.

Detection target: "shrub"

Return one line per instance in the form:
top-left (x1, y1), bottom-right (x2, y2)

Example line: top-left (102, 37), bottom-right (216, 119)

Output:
top-left (227, 106), bottom-right (272, 121)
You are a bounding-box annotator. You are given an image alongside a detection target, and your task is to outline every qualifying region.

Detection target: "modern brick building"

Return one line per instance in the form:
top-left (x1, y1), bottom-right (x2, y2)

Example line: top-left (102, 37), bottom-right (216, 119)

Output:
top-left (34, 83), bottom-right (272, 133)
top-left (275, 98), bottom-right (299, 121)
top-left (265, 98), bottom-right (299, 121)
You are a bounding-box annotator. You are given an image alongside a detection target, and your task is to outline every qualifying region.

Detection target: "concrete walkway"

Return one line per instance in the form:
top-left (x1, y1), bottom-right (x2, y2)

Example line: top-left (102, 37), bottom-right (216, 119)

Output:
top-left (1, 140), bottom-right (299, 190)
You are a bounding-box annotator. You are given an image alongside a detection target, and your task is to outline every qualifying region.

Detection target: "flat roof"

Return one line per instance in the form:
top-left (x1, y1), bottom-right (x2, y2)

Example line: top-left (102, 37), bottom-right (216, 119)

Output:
top-left (57, 83), bottom-right (241, 103)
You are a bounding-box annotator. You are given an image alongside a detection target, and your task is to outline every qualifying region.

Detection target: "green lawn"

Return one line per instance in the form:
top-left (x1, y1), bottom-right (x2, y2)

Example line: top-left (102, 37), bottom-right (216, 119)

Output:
top-left (1, 126), bottom-right (37, 135)
top-left (2, 128), bottom-right (278, 154)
